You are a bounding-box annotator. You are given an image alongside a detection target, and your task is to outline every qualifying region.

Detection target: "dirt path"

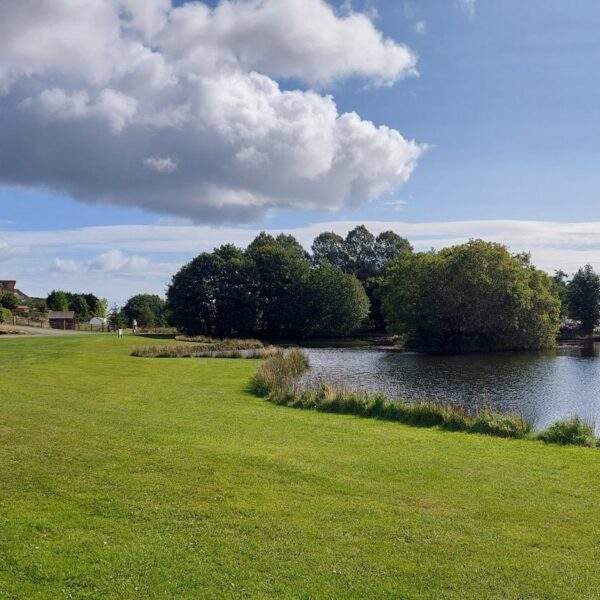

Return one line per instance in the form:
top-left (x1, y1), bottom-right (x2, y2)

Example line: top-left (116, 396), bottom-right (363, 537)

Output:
top-left (0, 324), bottom-right (99, 337)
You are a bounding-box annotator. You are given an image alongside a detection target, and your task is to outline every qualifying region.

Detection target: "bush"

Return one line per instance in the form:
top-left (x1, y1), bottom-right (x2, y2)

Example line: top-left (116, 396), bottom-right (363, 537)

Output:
top-left (0, 307), bottom-right (12, 323)
top-left (537, 418), bottom-right (597, 447)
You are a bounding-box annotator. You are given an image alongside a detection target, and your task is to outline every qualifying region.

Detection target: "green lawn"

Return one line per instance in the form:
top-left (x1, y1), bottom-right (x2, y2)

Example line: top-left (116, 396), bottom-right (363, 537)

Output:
top-left (2, 336), bottom-right (600, 599)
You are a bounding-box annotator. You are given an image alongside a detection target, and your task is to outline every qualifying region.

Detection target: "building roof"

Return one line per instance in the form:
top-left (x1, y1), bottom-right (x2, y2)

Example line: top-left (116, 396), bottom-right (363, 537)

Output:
top-left (49, 311), bottom-right (75, 319)
top-left (0, 280), bottom-right (16, 291)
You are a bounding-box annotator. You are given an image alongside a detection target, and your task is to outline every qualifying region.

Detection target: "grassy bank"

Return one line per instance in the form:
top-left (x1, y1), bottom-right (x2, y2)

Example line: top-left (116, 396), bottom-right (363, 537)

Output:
top-left (2, 335), bottom-right (600, 598)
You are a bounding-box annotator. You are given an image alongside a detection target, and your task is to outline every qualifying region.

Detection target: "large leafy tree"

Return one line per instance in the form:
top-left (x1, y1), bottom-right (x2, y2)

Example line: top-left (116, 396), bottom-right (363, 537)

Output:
top-left (312, 232), bottom-right (347, 270)
top-left (122, 294), bottom-right (167, 328)
top-left (568, 265), bottom-right (600, 334)
top-left (246, 235), bottom-right (311, 338)
top-left (307, 264), bottom-right (370, 336)
top-left (167, 246), bottom-right (256, 337)
top-left (381, 240), bottom-right (561, 353)
top-left (69, 295), bottom-right (89, 321)
top-left (46, 290), bottom-right (70, 311)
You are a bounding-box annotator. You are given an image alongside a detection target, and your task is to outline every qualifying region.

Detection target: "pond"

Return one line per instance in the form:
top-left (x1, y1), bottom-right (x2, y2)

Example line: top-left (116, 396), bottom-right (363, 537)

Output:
top-left (301, 344), bottom-right (600, 432)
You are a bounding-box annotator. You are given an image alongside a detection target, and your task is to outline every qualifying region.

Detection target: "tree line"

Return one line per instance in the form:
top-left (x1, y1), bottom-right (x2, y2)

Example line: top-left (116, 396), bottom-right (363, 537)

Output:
top-left (166, 227), bottom-right (600, 352)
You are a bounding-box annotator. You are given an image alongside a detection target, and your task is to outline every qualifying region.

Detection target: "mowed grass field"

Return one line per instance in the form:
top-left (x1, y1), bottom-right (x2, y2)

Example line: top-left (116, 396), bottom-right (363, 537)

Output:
top-left (2, 336), bottom-right (600, 599)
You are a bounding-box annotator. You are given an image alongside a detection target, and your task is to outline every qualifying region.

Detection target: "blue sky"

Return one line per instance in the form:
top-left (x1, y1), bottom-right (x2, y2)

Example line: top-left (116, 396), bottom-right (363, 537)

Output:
top-left (1, 0), bottom-right (600, 302)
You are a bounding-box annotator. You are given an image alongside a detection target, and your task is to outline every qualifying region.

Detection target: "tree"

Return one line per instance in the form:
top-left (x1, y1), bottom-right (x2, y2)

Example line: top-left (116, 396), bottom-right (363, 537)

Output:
top-left (69, 295), bottom-right (89, 321)
top-left (108, 304), bottom-right (126, 330)
top-left (312, 232), bottom-right (347, 270)
top-left (47, 290), bottom-right (69, 311)
top-left (568, 265), bottom-right (600, 334)
top-left (374, 231), bottom-right (412, 272)
top-left (137, 303), bottom-right (155, 329)
top-left (307, 264), bottom-right (370, 336)
top-left (552, 270), bottom-right (570, 317)
top-left (122, 294), bottom-right (166, 328)
top-left (167, 246), bottom-right (256, 337)
top-left (381, 240), bottom-right (561, 353)
top-left (344, 225), bottom-right (377, 281)
top-left (246, 235), bottom-right (311, 338)
top-left (0, 291), bottom-right (19, 310)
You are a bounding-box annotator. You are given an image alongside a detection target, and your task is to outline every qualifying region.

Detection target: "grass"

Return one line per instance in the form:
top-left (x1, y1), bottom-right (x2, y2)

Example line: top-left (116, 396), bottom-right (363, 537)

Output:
top-left (537, 417), bottom-right (597, 447)
top-left (132, 339), bottom-right (271, 358)
top-left (3, 336), bottom-right (600, 597)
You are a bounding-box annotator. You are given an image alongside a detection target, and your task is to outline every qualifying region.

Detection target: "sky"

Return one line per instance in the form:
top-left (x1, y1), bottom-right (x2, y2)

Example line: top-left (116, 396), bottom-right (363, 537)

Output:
top-left (1, 0), bottom-right (600, 303)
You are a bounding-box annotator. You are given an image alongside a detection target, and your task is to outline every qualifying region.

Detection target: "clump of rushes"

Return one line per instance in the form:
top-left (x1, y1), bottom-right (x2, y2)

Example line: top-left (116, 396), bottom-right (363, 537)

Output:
top-left (175, 335), bottom-right (220, 343)
top-left (537, 417), bottom-right (597, 447)
top-left (250, 349), bottom-right (310, 397)
top-left (253, 351), bottom-right (534, 440)
top-left (132, 340), bottom-right (274, 358)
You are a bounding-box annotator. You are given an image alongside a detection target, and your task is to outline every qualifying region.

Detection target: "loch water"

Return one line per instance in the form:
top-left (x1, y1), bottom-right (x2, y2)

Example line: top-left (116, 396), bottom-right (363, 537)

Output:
top-left (301, 343), bottom-right (600, 432)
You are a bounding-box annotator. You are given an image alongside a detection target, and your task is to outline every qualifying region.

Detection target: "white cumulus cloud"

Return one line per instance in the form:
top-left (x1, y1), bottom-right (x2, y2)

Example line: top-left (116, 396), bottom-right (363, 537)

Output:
top-left (0, 0), bottom-right (424, 223)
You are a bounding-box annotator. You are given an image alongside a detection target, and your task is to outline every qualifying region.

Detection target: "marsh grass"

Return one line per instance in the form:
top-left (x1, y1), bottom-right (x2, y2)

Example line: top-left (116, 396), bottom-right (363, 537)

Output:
top-left (174, 336), bottom-right (264, 348)
top-left (537, 417), bottom-right (597, 447)
top-left (132, 341), bottom-right (275, 359)
top-left (250, 348), bottom-right (310, 396)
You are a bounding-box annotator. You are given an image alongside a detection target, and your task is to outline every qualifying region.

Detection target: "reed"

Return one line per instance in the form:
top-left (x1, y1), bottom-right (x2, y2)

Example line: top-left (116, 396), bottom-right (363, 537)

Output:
top-left (132, 341), bottom-right (275, 359)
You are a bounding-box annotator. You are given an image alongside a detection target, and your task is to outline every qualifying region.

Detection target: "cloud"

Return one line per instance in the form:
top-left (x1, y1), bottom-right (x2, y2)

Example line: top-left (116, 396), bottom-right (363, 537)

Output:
top-left (0, 0), bottom-right (423, 224)
top-left (0, 241), bottom-right (27, 261)
top-left (50, 258), bottom-right (79, 273)
top-left (414, 21), bottom-right (426, 35)
top-left (144, 156), bottom-right (178, 174)
top-left (454, 0), bottom-right (476, 20)
top-left (87, 249), bottom-right (153, 273)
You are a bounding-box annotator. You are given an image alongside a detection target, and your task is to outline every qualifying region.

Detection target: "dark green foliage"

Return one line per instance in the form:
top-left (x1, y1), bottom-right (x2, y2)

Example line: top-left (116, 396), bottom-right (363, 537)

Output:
top-left (312, 226), bottom-right (412, 282)
top-left (381, 240), bottom-right (561, 353)
top-left (122, 294), bottom-right (167, 328)
top-left (306, 264), bottom-right (370, 336)
top-left (0, 290), bottom-right (19, 310)
top-left (568, 264), bottom-right (600, 334)
top-left (68, 295), bottom-right (89, 321)
top-left (168, 233), bottom-right (371, 339)
top-left (167, 245), bottom-right (258, 337)
top-left (311, 231), bottom-right (347, 269)
top-left (108, 303), bottom-right (126, 330)
top-left (246, 235), bottom-right (311, 338)
top-left (552, 270), bottom-right (570, 317)
top-left (47, 290), bottom-right (69, 311)
top-left (537, 418), bottom-right (597, 447)
top-left (47, 290), bottom-right (105, 320)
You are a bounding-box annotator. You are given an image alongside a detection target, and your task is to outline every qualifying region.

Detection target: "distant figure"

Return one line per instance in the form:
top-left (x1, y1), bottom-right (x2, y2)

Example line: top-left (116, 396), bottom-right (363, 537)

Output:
top-left (132, 319), bottom-right (138, 334)
top-left (118, 328), bottom-right (123, 339)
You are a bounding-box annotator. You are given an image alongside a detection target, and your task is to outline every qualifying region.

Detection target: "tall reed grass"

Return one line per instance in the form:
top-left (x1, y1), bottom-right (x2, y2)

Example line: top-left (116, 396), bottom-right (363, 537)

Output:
top-left (175, 336), bottom-right (264, 349)
top-left (132, 342), bottom-right (276, 359)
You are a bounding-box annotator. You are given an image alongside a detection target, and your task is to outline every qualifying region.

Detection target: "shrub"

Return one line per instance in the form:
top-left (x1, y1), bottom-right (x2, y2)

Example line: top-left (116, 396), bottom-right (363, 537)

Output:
top-left (537, 418), bottom-right (597, 447)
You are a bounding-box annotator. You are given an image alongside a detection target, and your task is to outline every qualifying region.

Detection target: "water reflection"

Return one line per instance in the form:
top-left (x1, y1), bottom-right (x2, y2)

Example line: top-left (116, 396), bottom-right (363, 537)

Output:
top-left (301, 344), bottom-right (600, 432)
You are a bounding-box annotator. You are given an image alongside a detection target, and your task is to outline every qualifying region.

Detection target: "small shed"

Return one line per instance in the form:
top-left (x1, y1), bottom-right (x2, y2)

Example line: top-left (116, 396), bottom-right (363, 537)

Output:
top-left (49, 311), bottom-right (76, 330)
